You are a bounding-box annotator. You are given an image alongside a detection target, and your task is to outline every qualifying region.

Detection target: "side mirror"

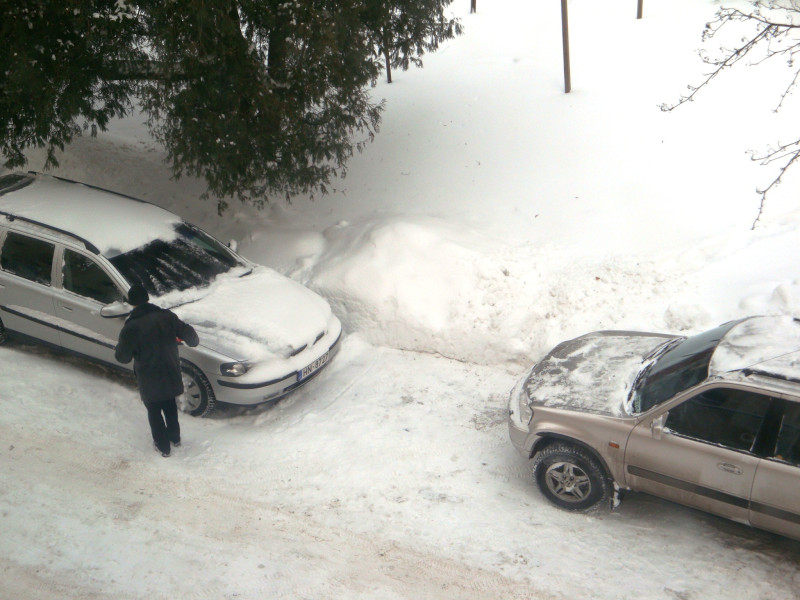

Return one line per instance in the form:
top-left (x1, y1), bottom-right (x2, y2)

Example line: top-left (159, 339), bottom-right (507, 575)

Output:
top-left (100, 301), bottom-right (131, 318)
top-left (650, 413), bottom-right (667, 440)
top-left (228, 239), bottom-right (238, 252)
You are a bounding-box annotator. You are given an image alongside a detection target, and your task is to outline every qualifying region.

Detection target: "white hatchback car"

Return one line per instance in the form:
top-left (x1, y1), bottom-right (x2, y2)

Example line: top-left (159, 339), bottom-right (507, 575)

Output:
top-left (0, 172), bottom-right (341, 416)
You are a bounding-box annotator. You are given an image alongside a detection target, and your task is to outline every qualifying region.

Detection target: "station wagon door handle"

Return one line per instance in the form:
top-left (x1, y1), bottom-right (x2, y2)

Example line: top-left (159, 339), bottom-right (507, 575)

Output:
top-left (717, 462), bottom-right (743, 475)
top-left (61, 305), bottom-right (73, 312)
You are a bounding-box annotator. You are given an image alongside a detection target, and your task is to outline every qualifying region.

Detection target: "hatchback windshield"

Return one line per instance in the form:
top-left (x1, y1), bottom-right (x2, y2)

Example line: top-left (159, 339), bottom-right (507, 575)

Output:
top-left (110, 223), bottom-right (244, 296)
top-left (632, 319), bottom-right (743, 413)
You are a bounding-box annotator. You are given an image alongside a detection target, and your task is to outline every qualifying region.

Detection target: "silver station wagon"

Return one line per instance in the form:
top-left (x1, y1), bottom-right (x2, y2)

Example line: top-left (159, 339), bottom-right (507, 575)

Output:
top-left (509, 316), bottom-right (800, 542)
top-left (0, 172), bottom-right (341, 416)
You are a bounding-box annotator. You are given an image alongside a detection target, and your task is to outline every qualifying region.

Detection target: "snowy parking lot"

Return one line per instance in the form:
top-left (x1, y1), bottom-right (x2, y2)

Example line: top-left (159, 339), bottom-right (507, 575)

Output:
top-left (4, 0), bottom-right (800, 597)
top-left (2, 335), bottom-right (799, 599)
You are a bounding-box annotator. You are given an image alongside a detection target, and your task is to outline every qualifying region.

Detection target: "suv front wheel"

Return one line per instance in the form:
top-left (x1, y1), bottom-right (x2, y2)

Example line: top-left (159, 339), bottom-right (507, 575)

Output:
top-left (531, 442), bottom-right (610, 512)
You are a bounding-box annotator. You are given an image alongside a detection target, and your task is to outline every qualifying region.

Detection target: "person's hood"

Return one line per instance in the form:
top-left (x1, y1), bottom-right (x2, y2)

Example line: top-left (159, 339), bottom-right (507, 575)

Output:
top-left (165, 267), bottom-right (334, 362)
top-left (520, 331), bottom-right (678, 416)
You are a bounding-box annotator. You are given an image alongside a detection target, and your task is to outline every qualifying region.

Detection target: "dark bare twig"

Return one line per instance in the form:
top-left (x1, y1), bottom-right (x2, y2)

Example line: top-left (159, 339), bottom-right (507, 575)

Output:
top-left (662, 1), bottom-right (800, 227)
top-left (749, 138), bottom-right (800, 228)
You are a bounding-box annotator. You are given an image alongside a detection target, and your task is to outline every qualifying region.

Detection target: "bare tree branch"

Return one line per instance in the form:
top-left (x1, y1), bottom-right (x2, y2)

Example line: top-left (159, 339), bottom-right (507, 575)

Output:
top-left (749, 138), bottom-right (800, 228)
top-left (662, 1), bottom-right (800, 227)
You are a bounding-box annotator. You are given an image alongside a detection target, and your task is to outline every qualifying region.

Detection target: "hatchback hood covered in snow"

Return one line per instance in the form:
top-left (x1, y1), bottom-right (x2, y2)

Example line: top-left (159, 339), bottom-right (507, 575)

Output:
top-left (523, 331), bottom-right (676, 416)
top-left (163, 267), bottom-right (333, 362)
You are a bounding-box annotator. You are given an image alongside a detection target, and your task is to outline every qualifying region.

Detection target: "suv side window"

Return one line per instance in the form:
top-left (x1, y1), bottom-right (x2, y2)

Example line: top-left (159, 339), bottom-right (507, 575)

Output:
top-left (774, 402), bottom-right (800, 466)
top-left (665, 388), bottom-right (772, 452)
top-left (62, 249), bottom-right (122, 304)
top-left (0, 231), bottom-right (55, 285)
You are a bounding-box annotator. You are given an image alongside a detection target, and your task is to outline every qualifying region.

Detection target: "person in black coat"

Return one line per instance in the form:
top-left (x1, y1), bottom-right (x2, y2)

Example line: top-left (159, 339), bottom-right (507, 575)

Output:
top-left (115, 284), bottom-right (199, 457)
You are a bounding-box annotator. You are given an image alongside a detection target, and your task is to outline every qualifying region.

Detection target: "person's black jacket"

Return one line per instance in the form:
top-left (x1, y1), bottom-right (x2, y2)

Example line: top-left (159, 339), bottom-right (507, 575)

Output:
top-left (115, 303), bottom-right (199, 405)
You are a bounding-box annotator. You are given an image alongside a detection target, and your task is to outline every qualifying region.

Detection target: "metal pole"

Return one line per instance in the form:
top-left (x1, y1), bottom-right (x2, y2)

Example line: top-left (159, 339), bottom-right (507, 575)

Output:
top-left (561, 0), bottom-right (571, 93)
top-left (637, 0), bottom-right (643, 19)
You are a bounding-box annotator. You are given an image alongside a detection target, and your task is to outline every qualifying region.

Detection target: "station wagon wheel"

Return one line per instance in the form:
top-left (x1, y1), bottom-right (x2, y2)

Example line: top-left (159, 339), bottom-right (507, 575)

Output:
top-left (0, 316), bottom-right (6, 344)
top-left (179, 361), bottom-right (216, 418)
top-left (532, 442), bottom-right (610, 512)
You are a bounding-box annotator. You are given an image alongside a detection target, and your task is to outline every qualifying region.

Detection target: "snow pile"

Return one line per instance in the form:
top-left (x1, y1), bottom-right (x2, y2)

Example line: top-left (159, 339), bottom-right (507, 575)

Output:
top-left (278, 216), bottom-right (692, 365)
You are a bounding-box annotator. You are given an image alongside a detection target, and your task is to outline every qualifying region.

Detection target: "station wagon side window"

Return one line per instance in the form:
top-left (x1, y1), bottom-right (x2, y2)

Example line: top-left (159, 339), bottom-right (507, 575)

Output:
top-left (0, 231), bottom-right (55, 285)
top-left (665, 388), bottom-right (772, 452)
top-left (774, 401), bottom-right (800, 467)
top-left (62, 249), bottom-right (122, 304)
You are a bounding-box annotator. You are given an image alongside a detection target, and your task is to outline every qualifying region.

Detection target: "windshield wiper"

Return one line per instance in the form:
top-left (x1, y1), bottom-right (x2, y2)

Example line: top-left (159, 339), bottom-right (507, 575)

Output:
top-left (644, 337), bottom-right (682, 361)
top-left (629, 361), bottom-right (653, 400)
top-left (627, 338), bottom-right (682, 411)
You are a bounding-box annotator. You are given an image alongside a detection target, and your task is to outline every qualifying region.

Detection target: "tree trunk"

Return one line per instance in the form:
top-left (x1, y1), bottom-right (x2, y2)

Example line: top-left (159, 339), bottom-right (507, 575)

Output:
top-left (267, 12), bottom-right (288, 85)
top-left (561, 0), bottom-right (571, 93)
top-left (382, 27), bottom-right (393, 83)
top-left (384, 49), bottom-right (392, 84)
top-left (470, 0), bottom-right (476, 14)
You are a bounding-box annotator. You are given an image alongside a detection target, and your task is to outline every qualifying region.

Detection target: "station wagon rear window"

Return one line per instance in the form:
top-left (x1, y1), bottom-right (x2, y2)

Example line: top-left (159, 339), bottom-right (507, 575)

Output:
top-left (0, 231), bottom-right (54, 285)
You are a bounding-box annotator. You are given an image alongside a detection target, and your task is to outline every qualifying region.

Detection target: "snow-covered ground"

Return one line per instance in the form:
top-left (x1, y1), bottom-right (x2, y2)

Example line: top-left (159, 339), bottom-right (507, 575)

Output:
top-left (3, 0), bottom-right (800, 598)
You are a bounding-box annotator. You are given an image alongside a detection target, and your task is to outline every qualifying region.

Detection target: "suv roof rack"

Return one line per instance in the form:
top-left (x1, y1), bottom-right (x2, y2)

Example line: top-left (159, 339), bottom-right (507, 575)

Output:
top-left (742, 367), bottom-right (800, 386)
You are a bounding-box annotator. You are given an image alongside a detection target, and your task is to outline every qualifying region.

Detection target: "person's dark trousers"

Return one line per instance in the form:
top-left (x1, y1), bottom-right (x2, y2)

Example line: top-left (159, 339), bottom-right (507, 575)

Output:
top-left (146, 397), bottom-right (181, 453)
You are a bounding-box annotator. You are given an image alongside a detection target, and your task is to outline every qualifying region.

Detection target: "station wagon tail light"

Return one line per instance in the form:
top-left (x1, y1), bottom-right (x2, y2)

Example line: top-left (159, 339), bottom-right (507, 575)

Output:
top-left (221, 362), bottom-right (250, 377)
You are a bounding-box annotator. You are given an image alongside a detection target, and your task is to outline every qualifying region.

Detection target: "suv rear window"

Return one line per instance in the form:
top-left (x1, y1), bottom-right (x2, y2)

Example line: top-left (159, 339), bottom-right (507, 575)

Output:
top-left (0, 231), bottom-right (54, 285)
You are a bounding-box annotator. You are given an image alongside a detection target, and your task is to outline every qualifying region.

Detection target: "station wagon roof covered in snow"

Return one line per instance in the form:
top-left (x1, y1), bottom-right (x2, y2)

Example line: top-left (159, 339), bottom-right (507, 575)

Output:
top-left (0, 172), bottom-right (181, 257)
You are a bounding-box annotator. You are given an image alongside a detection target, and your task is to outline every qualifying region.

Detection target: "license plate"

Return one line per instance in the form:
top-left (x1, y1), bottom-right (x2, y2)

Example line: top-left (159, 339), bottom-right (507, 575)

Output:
top-left (299, 351), bottom-right (329, 380)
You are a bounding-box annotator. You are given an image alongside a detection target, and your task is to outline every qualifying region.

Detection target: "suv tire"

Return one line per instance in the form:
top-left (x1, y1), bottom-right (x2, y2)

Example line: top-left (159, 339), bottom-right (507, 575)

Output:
top-left (532, 442), bottom-right (610, 512)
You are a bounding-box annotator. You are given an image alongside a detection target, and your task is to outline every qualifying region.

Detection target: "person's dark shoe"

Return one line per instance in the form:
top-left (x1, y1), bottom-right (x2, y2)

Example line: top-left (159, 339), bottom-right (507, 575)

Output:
top-left (153, 441), bottom-right (171, 457)
top-left (172, 439), bottom-right (181, 448)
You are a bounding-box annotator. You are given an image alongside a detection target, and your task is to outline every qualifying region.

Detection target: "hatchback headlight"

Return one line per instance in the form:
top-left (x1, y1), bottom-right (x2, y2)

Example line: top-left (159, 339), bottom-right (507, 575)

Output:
top-left (221, 362), bottom-right (250, 377)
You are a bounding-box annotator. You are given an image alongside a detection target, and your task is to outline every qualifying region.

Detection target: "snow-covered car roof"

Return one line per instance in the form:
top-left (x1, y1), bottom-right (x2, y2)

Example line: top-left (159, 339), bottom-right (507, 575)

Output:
top-left (0, 172), bottom-right (181, 257)
top-left (711, 315), bottom-right (800, 384)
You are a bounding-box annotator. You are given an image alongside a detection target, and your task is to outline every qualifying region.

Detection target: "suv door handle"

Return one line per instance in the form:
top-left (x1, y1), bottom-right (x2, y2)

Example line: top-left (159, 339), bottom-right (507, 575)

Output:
top-left (717, 462), bottom-right (742, 475)
top-left (61, 305), bottom-right (73, 312)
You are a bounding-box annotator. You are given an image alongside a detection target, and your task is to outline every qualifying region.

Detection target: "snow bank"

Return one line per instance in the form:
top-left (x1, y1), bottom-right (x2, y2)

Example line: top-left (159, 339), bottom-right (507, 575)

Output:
top-left (264, 215), bottom-right (694, 365)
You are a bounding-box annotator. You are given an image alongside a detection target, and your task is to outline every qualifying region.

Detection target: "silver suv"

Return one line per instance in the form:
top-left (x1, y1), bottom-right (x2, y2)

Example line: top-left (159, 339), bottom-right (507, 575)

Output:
top-left (0, 172), bottom-right (341, 416)
top-left (508, 316), bottom-right (800, 542)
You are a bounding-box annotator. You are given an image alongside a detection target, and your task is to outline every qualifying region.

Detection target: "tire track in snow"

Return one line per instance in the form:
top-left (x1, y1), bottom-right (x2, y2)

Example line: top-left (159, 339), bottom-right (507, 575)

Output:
top-left (0, 421), bottom-right (553, 600)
